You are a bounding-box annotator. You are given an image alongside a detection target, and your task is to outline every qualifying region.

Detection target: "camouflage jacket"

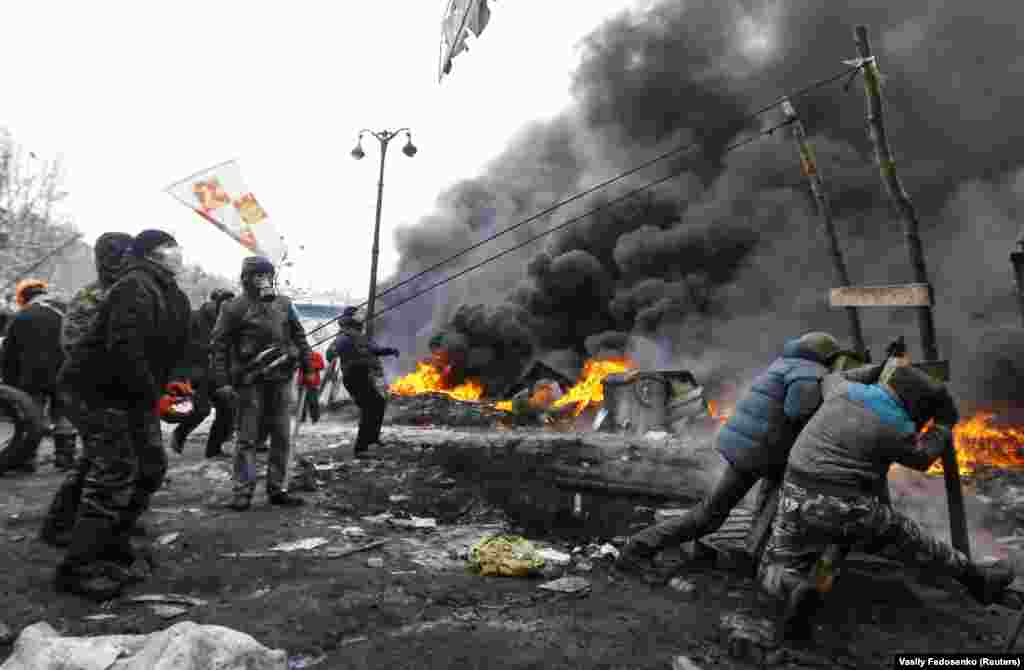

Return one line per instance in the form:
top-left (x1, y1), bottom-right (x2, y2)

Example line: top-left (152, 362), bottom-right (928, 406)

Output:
top-left (61, 281), bottom-right (107, 356)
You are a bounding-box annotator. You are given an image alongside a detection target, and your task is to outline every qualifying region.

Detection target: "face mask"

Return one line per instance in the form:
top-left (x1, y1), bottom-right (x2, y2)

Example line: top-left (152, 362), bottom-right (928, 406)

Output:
top-left (148, 244), bottom-right (184, 275)
top-left (253, 273), bottom-right (276, 302)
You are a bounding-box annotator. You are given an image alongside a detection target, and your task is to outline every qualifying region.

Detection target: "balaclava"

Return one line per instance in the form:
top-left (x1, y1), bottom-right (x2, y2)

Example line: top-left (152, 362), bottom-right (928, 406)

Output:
top-left (95, 232), bottom-right (133, 286)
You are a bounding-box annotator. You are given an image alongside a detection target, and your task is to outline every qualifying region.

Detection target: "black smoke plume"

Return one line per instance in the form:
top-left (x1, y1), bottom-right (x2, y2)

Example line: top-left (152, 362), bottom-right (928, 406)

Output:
top-left (376, 0), bottom-right (1024, 408)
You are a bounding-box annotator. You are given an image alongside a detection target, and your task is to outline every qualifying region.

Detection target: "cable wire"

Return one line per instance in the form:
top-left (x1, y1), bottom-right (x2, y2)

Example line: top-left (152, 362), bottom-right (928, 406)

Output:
top-left (310, 114), bottom-right (799, 350)
top-left (306, 63), bottom-right (863, 341)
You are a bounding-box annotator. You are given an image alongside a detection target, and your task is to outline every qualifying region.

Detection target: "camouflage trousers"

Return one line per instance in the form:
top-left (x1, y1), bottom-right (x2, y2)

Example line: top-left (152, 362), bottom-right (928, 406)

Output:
top-left (759, 480), bottom-right (971, 598)
top-left (73, 405), bottom-right (166, 529)
top-left (233, 380), bottom-right (292, 498)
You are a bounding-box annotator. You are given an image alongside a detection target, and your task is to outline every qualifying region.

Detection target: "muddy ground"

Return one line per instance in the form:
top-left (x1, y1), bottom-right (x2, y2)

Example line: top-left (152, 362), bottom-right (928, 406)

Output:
top-left (0, 414), bottom-right (1020, 669)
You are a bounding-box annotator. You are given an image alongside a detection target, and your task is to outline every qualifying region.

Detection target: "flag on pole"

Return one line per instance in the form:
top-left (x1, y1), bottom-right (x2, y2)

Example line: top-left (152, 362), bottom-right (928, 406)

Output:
top-left (165, 160), bottom-right (287, 265)
top-left (439, 0), bottom-right (492, 81)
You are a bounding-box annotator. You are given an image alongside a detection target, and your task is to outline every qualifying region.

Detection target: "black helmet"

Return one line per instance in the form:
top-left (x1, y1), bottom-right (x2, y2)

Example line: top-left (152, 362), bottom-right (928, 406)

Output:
top-left (241, 256), bottom-right (275, 278)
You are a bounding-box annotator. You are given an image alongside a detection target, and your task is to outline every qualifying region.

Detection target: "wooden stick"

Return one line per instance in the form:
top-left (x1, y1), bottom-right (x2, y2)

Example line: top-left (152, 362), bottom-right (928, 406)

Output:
top-left (780, 99), bottom-right (866, 356)
top-left (1006, 607), bottom-right (1024, 652)
top-left (853, 25), bottom-right (969, 559)
top-left (220, 539), bottom-right (390, 560)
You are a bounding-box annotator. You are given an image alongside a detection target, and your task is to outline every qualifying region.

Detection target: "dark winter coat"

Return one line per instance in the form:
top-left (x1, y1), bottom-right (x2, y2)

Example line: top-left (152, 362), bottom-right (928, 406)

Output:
top-left (785, 375), bottom-right (952, 499)
top-left (170, 302), bottom-right (217, 383)
top-left (209, 293), bottom-right (312, 388)
top-left (1, 298), bottom-right (66, 394)
top-left (326, 322), bottom-right (391, 376)
top-left (59, 257), bottom-right (191, 412)
top-left (715, 338), bottom-right (834, 477)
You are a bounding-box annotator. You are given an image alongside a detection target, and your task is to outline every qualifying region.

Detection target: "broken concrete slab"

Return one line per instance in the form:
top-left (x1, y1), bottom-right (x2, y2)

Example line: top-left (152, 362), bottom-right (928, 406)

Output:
top-left (538, 576), bottom-right (592, 595)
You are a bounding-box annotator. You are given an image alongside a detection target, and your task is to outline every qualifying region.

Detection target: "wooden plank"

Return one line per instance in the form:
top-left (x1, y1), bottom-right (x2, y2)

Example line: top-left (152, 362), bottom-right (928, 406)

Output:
top-left (829, 283), bottom-right (932, 307)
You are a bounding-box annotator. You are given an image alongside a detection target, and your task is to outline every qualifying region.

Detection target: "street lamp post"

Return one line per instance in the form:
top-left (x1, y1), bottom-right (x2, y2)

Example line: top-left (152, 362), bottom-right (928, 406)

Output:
top-left (351, 128), bottom-right (417, 339)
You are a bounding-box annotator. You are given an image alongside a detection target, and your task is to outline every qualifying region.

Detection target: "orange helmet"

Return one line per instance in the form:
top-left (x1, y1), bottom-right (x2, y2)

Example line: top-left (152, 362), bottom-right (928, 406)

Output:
top-left (14, 279), bottom-right (48, 307)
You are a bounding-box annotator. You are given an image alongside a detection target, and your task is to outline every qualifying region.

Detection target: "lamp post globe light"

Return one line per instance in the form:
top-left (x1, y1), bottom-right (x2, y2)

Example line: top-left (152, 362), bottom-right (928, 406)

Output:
top-left (350, 128), bottom-right (416, 339)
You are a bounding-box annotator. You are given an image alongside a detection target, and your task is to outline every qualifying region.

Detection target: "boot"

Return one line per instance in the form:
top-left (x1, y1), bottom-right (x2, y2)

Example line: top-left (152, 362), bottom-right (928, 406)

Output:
top-left (53, 435), bottom-right (76, 471)
top-left (268, 491), bottom-right (305, 507)
top-left (55, 517), bottom-right (124, 601)
top-left (103, 535), bottom-right (154, 584)
top-left (229, 492), bottom-right (252, 511)
top-left (960, 563), bottom-right (1015, 605)
top-left (777, 579), bottom-right (824, 642)
top-left (39, 480), bottom-right (83, 547)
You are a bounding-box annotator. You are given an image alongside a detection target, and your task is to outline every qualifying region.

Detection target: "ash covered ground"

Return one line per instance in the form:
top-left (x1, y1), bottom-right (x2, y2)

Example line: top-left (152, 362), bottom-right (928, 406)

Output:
top-left (1, 410), bottom-right (1021, 670)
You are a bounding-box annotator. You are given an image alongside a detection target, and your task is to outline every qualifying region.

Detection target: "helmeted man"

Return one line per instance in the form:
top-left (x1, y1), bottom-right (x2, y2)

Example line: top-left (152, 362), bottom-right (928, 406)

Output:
top-left (40, 232), bottom-right (134, 547)
top-left (55, 229), bottom-right (191, 600)
top-left (617, 332), bottom-right (880, 574)
top-left (169, 288), bottom-right (237, 458)
top-left (0, 278), bottom-right (76, 472)
top-left (325, 307), bottom-right (399, 458)
top-left (761, 365), bottom-right (1014, 640)
top-left (209, 256), bottom-right (315, 511)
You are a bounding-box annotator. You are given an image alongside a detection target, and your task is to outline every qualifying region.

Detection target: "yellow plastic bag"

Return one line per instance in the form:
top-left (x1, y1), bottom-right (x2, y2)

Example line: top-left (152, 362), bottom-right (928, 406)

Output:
top-left (468, 535), bottom-right (545, 577)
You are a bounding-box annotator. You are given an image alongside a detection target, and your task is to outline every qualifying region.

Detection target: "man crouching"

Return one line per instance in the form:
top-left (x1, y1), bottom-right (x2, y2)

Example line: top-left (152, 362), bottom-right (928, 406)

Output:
top-left (760, 364), bottom-right (1014, 642)
top-left (210, 256), bottom-right (315, 511)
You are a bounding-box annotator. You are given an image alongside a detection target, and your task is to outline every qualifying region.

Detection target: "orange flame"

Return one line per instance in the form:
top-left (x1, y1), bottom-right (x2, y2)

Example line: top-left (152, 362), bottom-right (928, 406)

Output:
top-left (707, 399), bottom-right (730, 425)
top-left (388, 360), bottom-right (484, 402)
top-left (550, 357), bottom-right (634, 417)
top-left (927, 412), bottom-right (1024, 476)
top-left (495, 400), bottom-right (513, 412)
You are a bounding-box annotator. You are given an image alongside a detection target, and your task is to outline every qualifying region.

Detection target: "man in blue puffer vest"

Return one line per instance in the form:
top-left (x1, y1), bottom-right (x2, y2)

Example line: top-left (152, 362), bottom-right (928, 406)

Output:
top-left (617, 331), bottom-right (880, 574)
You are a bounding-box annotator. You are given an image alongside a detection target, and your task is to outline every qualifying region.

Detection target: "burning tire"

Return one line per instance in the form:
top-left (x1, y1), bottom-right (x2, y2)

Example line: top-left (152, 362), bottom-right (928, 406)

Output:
top-left (0, 383), bottom-right (45, 473)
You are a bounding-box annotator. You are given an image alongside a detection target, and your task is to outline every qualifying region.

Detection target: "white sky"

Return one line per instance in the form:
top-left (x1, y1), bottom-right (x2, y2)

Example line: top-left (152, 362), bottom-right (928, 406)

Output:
top-left (0, 0), bottom-right (636, 300)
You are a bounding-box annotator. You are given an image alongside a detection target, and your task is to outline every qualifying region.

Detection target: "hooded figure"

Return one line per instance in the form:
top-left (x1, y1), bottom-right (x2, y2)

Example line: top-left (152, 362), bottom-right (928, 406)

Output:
top-left (0, 277), bottom-right (75, 473)
top-left (40, 232), bottom-right (133, 545)
top-left (617, 332), bottom-right (882, 575)
top-left (761, 366), bottom-right (1014, 641)
top-left (55, 229), bottom-right (191, 602)
top-left (325, 306), bottom-right (399, 457)
top-left (209, 255), bottom-right (314, 511)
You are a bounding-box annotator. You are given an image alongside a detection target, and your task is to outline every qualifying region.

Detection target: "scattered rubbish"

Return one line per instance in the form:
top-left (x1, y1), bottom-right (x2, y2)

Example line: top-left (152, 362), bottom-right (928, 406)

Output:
top-left (340, 635), bottom-right (369, 647)
top-left (573, 560), bottom-right (593, 573)
top-left (1, 620), bottom-right (287, 670)
top-left (0, 621), bottom-right (13, 645)
top-left (246, 588), bottom-right (272, 599)
top-left (611, 536), bottom-right (629, 547)
top-left (535, 548), bottom-right (572, 567)
top-left (390, 516), bottom-right (437, 531)
top-left (288, 654), bottom-right (328, 669)
top-left (590, 543), bottom-right (620, 561)
top-left (391, 570), bottom-right (417, 575)
top-left (367, 557), bottom-right (385, 568)
top-left (313, 462), bottom-right (342, 472)
top-left (388, 494), bottom-right (411, 503)
top-left (270, 537), bottom-right (330, 552)
top-left (669, 577), bottom-right (697, 594)
top-left (436, 477), bottom-right (456, 488)
top-left (82, 614), bottom-right (118, 622)
top-left (150, 604), bottom-right (189, 619)
top-left (125, 593), bottom-right (208, 608)
top-left (362, 512), bottom-right (394, 524)
top-left (341, 526), bottom-right (367, 539)
top-left (572, 493), bottom-right (582, 516)
top-left (324, 539), bottom-right (391, 559)
top-left (469, 535), bottom-right (546, 577)
top-left (155, 532), bottom-right (181, 546)
top-left (645, 430), bottom-right (670, 440)
top-left (671, 655), bottom-right (703, 670)
top-left (538, 576), bottom-right (592, 595)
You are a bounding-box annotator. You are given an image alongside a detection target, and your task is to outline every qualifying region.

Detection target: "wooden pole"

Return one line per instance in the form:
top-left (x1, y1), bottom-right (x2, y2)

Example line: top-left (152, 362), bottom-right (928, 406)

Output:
top-left (0, 232), bottom-right (83, 295)
top-left (853, 25), bottom-right (969, 559)
top-left (781, 99), bottom-right (866, 356)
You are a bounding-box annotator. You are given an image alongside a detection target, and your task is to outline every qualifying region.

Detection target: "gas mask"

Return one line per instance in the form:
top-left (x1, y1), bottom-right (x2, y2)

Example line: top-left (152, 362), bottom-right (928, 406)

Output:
top-left (252, 273), bottom-right (276, 302)
top-left (148, 243), bottom-right (185, 276)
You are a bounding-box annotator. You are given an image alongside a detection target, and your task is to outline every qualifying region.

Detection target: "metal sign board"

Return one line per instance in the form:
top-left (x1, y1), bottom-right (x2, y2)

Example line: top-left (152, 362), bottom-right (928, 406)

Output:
top-left (829, 283), bottom-right (932, 307)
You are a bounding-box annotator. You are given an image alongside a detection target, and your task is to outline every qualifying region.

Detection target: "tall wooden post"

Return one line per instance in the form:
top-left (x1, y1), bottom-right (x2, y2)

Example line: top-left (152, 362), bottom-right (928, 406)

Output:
top-left (853, 25), bottom-right (969, 558)
top-left (781, 99), bottom-right (866, 356)
top-left (1011, 236), bottom-right (1024, 328)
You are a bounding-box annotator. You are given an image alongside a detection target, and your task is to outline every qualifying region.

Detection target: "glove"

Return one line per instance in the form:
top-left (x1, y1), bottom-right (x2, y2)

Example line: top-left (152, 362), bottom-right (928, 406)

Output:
top-left (166, 381), bottom-right (193, 397)
top-left (214, 385), bottom-right (238, 405)
top-left (301, 372), bottom-right (318, 388)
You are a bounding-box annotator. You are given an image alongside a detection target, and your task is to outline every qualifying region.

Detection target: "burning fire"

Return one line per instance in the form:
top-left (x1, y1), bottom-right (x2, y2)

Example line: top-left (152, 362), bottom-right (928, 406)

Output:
top-left (707, 399), bottom-right (730, 425)
top-left (926, 412), bottom-right (1024, 476)
top-left (389, 361), bottom-right (484, 402)
top-left (550, 357), bottom-right (634, 417)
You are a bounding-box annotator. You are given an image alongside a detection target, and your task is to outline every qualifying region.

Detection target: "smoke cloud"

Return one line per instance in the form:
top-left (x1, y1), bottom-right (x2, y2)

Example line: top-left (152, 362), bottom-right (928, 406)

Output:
top-left (375, 0), bottom-right (1024, 409)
